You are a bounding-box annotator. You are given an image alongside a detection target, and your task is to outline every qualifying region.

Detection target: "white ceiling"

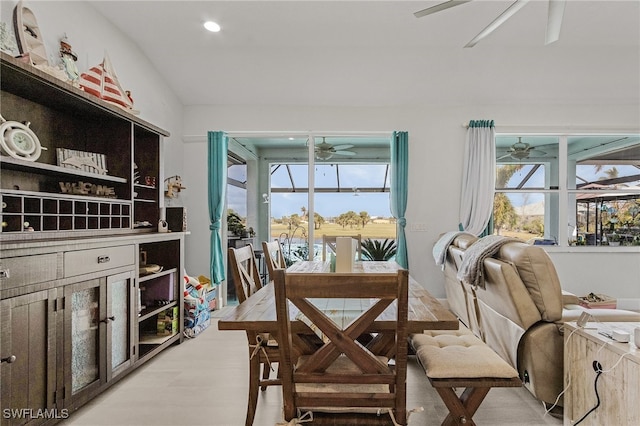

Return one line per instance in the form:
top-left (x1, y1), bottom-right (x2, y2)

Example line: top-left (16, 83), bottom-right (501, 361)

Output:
top-left (91, 0), bottom-right (640, 109)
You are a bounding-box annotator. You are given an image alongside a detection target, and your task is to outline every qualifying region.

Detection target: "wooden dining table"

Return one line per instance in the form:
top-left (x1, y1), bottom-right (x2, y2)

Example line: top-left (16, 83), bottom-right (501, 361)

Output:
top-left (218, 260), bottom-right (458, 338)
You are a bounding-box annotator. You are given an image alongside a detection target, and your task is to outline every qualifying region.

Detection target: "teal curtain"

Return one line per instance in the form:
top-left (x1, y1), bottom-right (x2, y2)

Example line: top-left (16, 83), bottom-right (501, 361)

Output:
top-left (390, 131), bottom-right (409, 269)
top-left (208, 131), bottom-right (228, 284)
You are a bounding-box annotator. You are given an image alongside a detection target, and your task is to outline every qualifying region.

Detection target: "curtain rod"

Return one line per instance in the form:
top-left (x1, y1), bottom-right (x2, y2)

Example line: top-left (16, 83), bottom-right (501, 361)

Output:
top-left (183, 130), bottom-right (393, 142)
top-left (461, 123), bottom-right (640, 133)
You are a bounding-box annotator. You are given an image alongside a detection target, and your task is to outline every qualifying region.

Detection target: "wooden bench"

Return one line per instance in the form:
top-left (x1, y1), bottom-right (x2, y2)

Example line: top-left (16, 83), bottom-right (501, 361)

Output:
top-left (411, 329), bottom-right (522, 426)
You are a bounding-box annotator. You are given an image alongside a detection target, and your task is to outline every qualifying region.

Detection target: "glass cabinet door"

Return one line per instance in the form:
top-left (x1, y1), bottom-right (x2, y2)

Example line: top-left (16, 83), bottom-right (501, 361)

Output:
top-left (65, 272), bottom-right (133, 406)
top-left (67, 279), bottom-right (102, 396)
top-left (107, 271), bottom-right (134, 379)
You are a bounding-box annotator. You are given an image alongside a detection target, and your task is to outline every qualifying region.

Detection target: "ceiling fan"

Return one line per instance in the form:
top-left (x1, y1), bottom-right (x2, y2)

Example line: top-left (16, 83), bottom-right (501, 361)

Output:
top-left (414, 0), bottom-right (566, 47)
top-left (497, 137), bottom-right (547, 161)
top-left (315, 138), bottom-right (356, 160)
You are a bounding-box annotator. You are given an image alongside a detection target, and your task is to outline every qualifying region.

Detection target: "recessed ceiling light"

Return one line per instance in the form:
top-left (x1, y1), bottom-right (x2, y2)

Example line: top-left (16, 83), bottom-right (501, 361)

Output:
top-left (204, 21), bottom-right (221, 32)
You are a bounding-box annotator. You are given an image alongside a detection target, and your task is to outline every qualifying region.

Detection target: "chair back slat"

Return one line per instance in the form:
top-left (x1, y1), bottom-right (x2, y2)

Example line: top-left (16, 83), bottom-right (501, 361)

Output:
top-left (262, 240), bottom-right (287, 281)
top-left (273, 267), bottom-right (409, 424)
top-left (228, 244), bottom-right (262, 303)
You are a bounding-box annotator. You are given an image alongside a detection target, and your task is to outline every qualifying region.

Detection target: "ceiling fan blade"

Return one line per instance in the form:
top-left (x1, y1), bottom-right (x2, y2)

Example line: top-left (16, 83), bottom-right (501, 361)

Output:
top-left (333, 150), bottom-right (356, 156)
top-left (465, 0), bottom-right (531, 48)
top-left (414, 0), bottom-right (472, 18)
top-left (497, 153), bottom-right (512, 160)
top-left (545, 0), bottom-right (566, 45)
top-left (331, 144), bottom-right (354, 151)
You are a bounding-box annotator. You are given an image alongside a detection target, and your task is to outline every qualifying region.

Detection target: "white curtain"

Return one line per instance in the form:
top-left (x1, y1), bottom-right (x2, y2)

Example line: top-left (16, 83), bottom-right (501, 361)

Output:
top-left (459, 120), bottom-right (496, 236)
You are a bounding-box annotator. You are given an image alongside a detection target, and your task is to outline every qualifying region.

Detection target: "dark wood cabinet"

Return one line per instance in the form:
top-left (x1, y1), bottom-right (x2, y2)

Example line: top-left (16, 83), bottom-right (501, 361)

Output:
top-left (0, 52), bottom-right (184, 425)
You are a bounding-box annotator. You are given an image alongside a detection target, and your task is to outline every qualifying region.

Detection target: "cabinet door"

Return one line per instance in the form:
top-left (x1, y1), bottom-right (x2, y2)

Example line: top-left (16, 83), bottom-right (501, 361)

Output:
top-left (64, 279), bottom-right (104, 407)
top-left (106, 271), bottom-right (134, 381)
top-left (0, 289), bottom-right (57, 426)
top-left (63, 272), bottom-right (135, 407)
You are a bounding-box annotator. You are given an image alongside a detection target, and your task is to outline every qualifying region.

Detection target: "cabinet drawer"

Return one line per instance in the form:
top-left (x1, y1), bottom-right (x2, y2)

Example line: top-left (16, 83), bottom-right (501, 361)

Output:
top-left (0, 253), bottom-right (60, 290)
top-left (64, 245), bottom-right (135, 277)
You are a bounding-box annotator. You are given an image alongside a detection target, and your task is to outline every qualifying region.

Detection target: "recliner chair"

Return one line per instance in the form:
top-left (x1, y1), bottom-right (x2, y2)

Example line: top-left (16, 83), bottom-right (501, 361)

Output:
top-left (439, 235), bottom-right (640, 407)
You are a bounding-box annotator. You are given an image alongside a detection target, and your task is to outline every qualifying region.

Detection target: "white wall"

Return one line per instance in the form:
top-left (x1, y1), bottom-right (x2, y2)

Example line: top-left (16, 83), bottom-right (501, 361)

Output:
top-left (181, 104), bottom-right (640, 302)
top-left (1, 1), bottom-right (184, 186)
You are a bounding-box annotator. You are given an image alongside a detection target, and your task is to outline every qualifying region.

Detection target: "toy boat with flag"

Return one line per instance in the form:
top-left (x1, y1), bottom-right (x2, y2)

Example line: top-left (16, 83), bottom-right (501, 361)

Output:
top-left (79, 53), bottom-right (139, 114)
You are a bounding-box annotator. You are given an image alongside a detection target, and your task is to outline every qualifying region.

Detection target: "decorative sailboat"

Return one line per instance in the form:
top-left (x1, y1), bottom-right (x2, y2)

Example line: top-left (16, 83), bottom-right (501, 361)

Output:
top-left (12, 1), bottom-right (67, 81)
top-left (79, 53), bottom-right (139, 114)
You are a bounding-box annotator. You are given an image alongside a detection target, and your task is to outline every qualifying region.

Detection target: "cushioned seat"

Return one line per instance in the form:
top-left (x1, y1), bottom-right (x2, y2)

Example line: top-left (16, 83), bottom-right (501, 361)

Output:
top-left (412, 330), bottom-right (519, 380)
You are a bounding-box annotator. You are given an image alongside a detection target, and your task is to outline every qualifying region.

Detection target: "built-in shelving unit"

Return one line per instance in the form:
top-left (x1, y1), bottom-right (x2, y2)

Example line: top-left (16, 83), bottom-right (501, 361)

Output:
top-left (0, 51), bottom-right (168, 237)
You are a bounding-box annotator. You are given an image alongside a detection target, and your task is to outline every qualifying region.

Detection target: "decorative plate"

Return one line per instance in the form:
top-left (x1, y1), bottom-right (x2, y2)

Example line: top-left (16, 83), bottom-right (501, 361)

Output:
top-left (0, 117), bottom-right (45, 161)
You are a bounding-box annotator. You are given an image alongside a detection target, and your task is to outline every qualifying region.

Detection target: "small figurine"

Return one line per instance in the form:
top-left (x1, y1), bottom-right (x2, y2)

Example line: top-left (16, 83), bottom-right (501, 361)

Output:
top-left (165, 175), bottom-right (186, 198)
top-left (59, 34), bottom-right (79, 86)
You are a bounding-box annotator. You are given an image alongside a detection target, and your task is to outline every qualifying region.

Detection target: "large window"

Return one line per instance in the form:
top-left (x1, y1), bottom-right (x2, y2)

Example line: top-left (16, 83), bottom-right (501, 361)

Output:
top-left (270, 161), bottom-right (393, 260)
top-left (258, 135), bottom-right (392, 260)
top-left (495, 134), bottom-right (640, 246)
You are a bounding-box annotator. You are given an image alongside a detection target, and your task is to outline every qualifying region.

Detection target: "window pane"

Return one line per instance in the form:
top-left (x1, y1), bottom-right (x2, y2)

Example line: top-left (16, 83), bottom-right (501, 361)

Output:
top-left (227, 163), bottom-right (247, 217)
top-left (270, 164), bottom-right (308, 190)
top-left (570, 135), bottom-right (640, 189)
top-left (227, 185), bottom-right (247, 217)
top-left (493, 192), bottom-right (559, 244)
top-left (227, 164), bottom-right (246, 182)
top-left (496, 136), bottom-right (559, 190)
top-left (338, 164), bottom-right (389, 190)
top-left (496, 164), bottom-right (547, 189)
top-left (570, 193), bottom-right (640, 246)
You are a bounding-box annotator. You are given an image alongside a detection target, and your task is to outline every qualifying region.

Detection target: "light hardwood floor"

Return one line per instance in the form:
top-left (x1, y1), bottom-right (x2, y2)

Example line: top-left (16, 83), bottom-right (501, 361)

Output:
top-left (62, 318), bottom-right (563, 426)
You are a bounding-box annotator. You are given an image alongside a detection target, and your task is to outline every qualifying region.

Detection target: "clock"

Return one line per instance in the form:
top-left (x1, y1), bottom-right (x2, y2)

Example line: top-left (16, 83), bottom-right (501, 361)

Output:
top-left (0, 117), bottom-right (45, 161)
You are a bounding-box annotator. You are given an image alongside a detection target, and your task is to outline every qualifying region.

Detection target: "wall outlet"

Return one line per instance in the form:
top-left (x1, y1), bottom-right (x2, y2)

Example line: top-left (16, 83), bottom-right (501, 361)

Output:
top-left (410, 223), bottom-right (427, 232)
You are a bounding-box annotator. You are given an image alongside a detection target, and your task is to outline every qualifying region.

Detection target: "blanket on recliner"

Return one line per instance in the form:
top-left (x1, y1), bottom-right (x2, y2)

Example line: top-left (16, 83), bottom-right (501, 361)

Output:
top-left (432, 231), bottom-right (469, 269)
top-left (457, 235), bottom-right (520, 289)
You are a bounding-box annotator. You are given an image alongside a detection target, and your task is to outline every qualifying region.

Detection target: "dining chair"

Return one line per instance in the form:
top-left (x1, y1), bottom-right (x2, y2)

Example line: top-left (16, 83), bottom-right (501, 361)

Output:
top-left (261, 239), bottom-right (287, 282)
top-left (227, 244), bottom-right (281, 426)
top-left (321, 234), bottom-right (363, 261)
top-left (272, 267), bottom-right (409, 425)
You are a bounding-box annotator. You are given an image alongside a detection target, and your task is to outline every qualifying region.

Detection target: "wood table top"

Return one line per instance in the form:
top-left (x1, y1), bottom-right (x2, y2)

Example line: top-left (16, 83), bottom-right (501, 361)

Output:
top-left (218, 261), bottom-right (458, 334)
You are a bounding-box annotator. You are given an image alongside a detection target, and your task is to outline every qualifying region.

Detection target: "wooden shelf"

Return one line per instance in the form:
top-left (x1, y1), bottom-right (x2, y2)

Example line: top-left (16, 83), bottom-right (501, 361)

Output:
top-left (139, 331), bottom-right (179, 345)
top-left (139, 267), bottom-right (177, 283)
top-left (138, 300), bottom-right (178, 322)
top-left (1, 156), bottom-right (128, 183)
top-left (1, 187), bottom-right (132, 203)
top-left (0, 52), bottom-right (169, 136)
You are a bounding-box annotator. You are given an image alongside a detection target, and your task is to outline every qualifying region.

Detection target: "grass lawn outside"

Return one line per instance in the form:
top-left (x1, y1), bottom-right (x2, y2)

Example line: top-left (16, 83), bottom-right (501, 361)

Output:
top-left (270, 222), bottom-right (397, 242)
top-left (269, 222), bottom-right (539, 244)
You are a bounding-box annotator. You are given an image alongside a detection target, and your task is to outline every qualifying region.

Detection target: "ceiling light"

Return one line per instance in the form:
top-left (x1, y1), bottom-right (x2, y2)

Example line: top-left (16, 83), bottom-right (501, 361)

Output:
top-left (204, 21), bottom-right (221, 32)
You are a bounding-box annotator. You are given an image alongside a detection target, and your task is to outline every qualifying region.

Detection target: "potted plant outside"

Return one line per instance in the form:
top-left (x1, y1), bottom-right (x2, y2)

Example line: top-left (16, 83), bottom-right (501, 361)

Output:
top-left (361, 238), bottom-right (397, 261)
top-left (227, 211), bottom-right (247, 237)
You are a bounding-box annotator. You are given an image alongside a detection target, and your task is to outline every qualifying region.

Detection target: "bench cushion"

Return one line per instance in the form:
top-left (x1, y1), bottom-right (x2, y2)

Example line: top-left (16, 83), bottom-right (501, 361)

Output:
top-left (412, 329), bottom-right (519, 380)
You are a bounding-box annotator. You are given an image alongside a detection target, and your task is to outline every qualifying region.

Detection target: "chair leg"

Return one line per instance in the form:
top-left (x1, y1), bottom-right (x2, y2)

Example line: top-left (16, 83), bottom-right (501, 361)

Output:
top-left (246, 355), bottom-right (261, 426)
